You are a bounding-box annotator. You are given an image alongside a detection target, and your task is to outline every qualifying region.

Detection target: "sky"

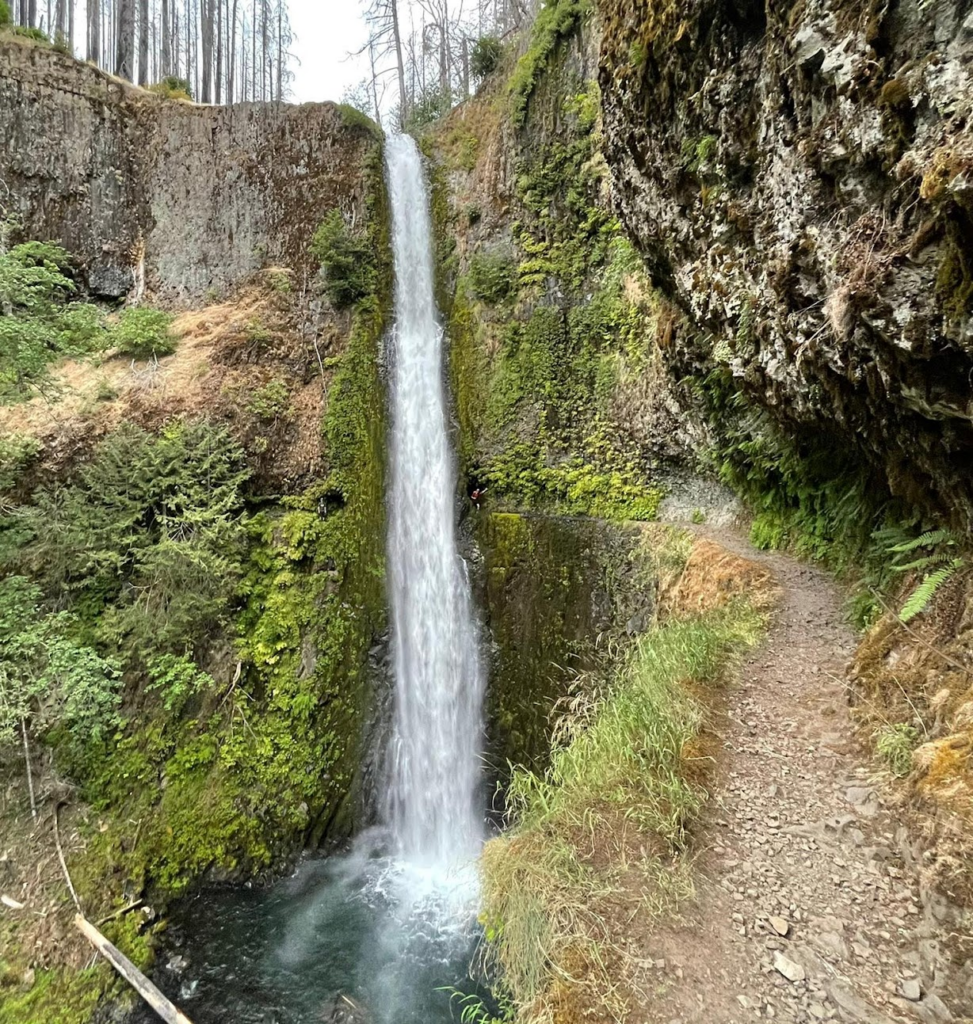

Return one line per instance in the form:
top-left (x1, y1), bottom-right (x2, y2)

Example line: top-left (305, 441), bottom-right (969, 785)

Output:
top-left (287, 1), bottom-right (372, 105)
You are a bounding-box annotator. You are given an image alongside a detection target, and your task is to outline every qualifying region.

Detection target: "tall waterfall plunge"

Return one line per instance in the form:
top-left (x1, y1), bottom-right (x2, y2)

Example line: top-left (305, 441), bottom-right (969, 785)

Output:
top-left (133, 137), bottom-right (493, 1024)
top-left (384, 133), bottom-right (485, 875)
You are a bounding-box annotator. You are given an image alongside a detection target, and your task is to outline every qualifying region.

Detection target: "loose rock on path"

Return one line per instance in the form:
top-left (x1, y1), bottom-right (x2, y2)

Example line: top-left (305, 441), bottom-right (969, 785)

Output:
top-left (638, 537), bottom-right (971, 1024)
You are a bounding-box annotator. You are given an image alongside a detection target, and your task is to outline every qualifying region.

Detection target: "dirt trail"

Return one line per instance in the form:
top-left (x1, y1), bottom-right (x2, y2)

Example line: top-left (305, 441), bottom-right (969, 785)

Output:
top-left (643, 534), bottom-right (971, 1024)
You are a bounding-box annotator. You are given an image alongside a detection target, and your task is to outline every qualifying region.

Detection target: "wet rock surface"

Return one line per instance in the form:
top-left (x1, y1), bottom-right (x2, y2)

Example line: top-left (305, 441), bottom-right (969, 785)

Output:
top-left (599, 0), bottom-right (973, 529)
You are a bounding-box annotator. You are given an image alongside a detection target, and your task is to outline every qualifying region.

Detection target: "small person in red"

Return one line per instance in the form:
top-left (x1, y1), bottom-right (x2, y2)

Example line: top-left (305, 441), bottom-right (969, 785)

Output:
top-left (470, 487), bottom-right (487, 509)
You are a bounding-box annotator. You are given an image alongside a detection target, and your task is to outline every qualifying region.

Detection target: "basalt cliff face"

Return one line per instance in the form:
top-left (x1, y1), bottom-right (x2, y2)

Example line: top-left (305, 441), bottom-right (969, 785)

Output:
top-left (0, 39), bottom-right (374, 302)
top-left (598, 0), bottom-right (973, 530)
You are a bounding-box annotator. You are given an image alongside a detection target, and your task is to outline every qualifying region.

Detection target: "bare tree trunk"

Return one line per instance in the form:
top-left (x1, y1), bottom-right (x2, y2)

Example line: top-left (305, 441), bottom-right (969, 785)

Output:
top-left (368, 34), bottom-right (381, 122)
top-left (115, 0), bottom-right (135, 79)
top-left (160, 0), bottom-right (170, 75)
top-left (275, 0), bottom-right (282, 101)
top-left (183, 0), bottom-right (192, 92)
top-left (214, 0), bottom-right (222, 102)
top-left (390, 0), bottom-right (407, 125)
top-left (200, 0), bottom-right (212, 102)
top-left (250, 0), bottom-right (256, 99)
top-left (228, 0), bottom-right (238, 102)
top-left (137, 0), bottom-right (149, 85)
top-left (87, 0), bottom-right (100, 61)
top-left (260, 0), bottom-right (267, 101)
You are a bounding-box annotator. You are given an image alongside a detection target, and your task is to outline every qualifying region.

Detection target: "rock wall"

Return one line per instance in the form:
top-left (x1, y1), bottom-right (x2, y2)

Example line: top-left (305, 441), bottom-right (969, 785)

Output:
top-left (0, 38), bottom-right (374, 302)
top-left (598, 0), bottom-right (973, 529)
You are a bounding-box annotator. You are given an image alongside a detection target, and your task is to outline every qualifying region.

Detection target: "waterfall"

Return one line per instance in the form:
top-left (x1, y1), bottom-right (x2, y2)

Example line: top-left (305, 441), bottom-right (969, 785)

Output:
top-left (383, 133), bottom-right (485, 876)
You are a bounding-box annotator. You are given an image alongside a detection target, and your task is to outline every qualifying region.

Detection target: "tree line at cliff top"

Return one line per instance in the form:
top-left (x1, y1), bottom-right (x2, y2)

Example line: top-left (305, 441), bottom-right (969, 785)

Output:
top-left (3, 0), bottom-right (292, 103)
top-left (0, 0), bottom-right (538, 121)
top-left (345, 0), bottom-right (537, 130)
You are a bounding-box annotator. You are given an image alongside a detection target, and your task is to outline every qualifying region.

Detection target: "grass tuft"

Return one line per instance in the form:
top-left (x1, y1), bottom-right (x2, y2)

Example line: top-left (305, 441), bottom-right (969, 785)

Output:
top-left (480, 602), bottom-right (765, 1018)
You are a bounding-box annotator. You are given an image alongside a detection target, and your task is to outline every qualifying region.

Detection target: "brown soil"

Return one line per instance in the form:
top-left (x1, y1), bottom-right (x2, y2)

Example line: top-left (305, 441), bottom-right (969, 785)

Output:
top-left (633, 532), bottom-right (973, 1024)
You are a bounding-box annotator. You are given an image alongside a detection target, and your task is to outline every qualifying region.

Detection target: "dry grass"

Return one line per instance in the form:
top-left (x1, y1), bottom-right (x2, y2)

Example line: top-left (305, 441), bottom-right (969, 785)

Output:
top-left (849, 566), bottom-right (973, 906)
top-left (0, 272), bottom-right (330, 490)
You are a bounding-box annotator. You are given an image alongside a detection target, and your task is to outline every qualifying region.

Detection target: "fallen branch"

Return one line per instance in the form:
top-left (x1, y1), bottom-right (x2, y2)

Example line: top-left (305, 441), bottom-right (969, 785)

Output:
top-left (74, 914), bottom-right (195, 1024)
top-left (97, 898), bottom-right (144, 927)
top-left (54, 801), bottom-right (82, 914)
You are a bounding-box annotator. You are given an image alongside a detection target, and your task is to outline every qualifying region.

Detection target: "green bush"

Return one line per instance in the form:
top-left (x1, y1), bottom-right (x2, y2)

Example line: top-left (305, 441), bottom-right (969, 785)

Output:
top-left (467, 250), bottom-right (516, 304)
top-left (0, 239), bottom-right (108, 400)
top-left (14, 420), bottom-right (249, 663)
top-left (13, 24), bottom-right (48, 41)
top-left (0, 1), bottom-right (12, 27)
top-left (148, 76), bottom-right (193, 101)
top-left (0, 433), bottom-right (40, 491)
top-left (247, 378), bottom-right (290, 421)
top-left (109, 306), bottom-right (176, 358)
top-left (470, 35), bottom-right (503, 80)
top-left (310, 209), bottom-right (375, 309)
top-left (146, 653), bottom-right (215, 714)
top-left (0, 575), bottom-right (121, 750)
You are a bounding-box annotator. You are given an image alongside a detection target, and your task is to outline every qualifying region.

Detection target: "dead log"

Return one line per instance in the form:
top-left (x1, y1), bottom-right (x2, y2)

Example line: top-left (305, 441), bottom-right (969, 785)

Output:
top-left (74, 914), bottom-right (195, 1024)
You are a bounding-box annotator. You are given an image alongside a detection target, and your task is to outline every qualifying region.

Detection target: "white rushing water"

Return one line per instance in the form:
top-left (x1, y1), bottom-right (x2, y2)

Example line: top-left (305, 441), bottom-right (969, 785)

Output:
top-left (384, 133), bottom-right (485, 877)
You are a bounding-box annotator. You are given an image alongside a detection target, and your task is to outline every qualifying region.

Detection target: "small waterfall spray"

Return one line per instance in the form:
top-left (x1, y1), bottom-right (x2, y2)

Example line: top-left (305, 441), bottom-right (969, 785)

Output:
top-left (383, 133), bottom-right (485, 876)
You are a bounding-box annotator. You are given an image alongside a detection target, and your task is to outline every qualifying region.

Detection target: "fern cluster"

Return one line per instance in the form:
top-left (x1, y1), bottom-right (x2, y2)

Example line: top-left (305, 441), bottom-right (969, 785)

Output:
top-left (884, 528), bottom-right (965, 623)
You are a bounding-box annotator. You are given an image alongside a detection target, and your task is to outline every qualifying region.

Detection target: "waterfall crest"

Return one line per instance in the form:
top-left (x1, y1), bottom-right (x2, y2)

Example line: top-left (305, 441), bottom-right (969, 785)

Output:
top-left (384, 133), bottom-right (485, 874)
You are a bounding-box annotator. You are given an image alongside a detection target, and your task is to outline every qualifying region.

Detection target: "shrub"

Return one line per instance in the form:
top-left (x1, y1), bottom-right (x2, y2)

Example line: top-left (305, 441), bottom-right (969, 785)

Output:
top-left (110, 306), bottom-right (176, 358)
top-left (0, 575), bottom-right (122, 750)
top-left (13, 25), bottom-right (48, 41)
top-left (0, 1), bottom-right (11, 27)
top-left (149, 76), bottom-right (193, 101)
top-left (467, 250), bottom-right (516, 304)
top-left (0, 239), bottom-right (108, 399)
top-left (247, 378), bottom-right (290, 421)
top-left (470, 35), bottom-right (503, 80)
top-left (17, 420), bottom-right (250, 663)
top-left (266, 268), bottom-right (292, 294)
top-left (0, 433), bottom-right (40, 491)
top-left (310, 209), bottom-right (375, 309)
top-left (146, 653), bottom-right (215, 714)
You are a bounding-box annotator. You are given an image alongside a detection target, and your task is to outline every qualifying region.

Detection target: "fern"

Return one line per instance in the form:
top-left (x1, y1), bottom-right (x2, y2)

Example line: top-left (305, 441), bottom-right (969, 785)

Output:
top-left (887, 528), bottom-right (955, 555)
top-left (899, 559), bottom-right (964, 623)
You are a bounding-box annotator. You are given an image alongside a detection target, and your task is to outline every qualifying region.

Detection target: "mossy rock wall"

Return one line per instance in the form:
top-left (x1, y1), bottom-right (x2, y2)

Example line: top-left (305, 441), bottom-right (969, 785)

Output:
top-left (475, 512), bottom-right (683, 779)
top-left (0, 131), bottom-right (391, 1022)
top-left (430, 13), bottom-right (691, 526)
top-left (597, 0), bottom-right (973, 532)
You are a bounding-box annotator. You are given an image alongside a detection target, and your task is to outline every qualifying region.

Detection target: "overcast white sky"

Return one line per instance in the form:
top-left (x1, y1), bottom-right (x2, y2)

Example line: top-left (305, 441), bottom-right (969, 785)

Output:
top-left (288, 1), bottom-right (372, 104)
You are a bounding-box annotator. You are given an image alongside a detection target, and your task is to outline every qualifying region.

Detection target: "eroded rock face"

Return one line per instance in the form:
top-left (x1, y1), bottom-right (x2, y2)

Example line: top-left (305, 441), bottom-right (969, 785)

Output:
top-left (598, 0), bottom-right (973, 528)
top-left (0, 40), bottom-right (374, 303)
